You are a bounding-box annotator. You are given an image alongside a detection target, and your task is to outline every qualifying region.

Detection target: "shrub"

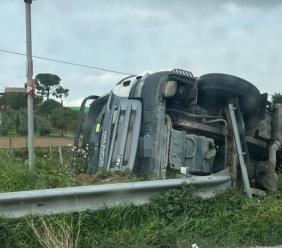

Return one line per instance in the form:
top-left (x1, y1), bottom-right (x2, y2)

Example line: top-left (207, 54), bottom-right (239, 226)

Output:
top-left (0, 114), bottom-right (10, 135)
top-left (38, 99), bottom-right (61, 115)
top-left (39, 126), bottom-right (50, 136)
top-left (50, 107), bottom-right (78, 135)
top-left (16, 109), bottom-right (28, 136)
top-left (0, 110), bottom-right (15, 135)
top-left (36, 116), bottom-right (52, 136)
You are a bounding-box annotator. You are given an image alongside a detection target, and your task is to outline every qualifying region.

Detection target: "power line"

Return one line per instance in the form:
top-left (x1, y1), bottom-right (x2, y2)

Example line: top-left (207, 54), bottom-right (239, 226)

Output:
top-left (0, 49), bottom-right (136, 76)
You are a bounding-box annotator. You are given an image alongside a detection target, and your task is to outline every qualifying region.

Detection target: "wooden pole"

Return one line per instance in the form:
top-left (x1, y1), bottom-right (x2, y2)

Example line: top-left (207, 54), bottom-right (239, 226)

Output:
top-left (58, 146), bottom-right (63, 165)
top-left (49, 138), bottom-right (52, 159)
top-left (9, 137), bottom-right (12, 150)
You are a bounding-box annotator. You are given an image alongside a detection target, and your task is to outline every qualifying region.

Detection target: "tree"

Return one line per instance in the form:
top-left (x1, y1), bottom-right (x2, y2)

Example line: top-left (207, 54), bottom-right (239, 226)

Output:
top-left (0, 93), bottom-right (42, 111)
top-left (50, 107), bottom-right (78, 135)
top-left (0, 93), bottom-right (26, 110)
top-left (272, 93), bottom-right (282, 104)
top-left (52, 86), bottom-right (69, 106)
top-left (35, 73), bottom-right (69, 101)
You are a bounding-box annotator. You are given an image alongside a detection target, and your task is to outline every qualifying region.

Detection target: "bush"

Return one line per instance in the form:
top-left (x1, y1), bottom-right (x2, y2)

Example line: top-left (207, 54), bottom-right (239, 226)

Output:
top-left (39, 126), bottom-right (50, 136)
top-left (16, 109), bottom-right (28, 136)
top-left (0, 114), bottom-right (10, 135)
top-left (36, 116), bottom-right (51, 136)
top-left (50, 107), bottom-right (78, 135)
top-left (38, 99), bottom-right (61, 115)
top-left (0, 110), bottom-right (15, 135)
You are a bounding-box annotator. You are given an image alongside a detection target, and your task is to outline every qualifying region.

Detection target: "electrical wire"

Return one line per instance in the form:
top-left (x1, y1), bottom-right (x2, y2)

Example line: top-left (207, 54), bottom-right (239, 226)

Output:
top-left (0, 49), bottom-right (136, 76)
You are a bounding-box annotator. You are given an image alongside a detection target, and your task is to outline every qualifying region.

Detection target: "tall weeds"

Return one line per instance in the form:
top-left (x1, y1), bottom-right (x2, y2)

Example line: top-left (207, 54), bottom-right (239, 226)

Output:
top-left (28, 214), bottom-right (81, 248)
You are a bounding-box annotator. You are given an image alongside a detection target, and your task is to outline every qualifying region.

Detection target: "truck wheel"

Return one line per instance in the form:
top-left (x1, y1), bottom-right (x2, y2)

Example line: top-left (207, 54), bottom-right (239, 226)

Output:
top-left (198, 73), bottom-right (261, 115)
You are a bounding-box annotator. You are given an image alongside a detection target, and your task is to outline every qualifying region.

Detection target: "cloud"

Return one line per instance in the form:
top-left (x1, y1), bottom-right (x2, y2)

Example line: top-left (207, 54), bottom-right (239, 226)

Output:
top-left (64, 97), bottom-right (84, 107)
top-left (222, 2), bottom-right (241, 15)
top-left (1, 0), bottom-right (282, 100)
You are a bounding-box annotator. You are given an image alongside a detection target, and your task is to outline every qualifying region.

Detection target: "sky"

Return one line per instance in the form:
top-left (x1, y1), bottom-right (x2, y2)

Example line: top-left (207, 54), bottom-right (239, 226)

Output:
top-left (0, 0), bottom-right (282, 106)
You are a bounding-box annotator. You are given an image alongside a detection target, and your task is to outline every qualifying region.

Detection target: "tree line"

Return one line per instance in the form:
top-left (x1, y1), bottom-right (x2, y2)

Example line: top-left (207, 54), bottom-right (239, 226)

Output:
top-left (0, 73), bottom-right (78, 136)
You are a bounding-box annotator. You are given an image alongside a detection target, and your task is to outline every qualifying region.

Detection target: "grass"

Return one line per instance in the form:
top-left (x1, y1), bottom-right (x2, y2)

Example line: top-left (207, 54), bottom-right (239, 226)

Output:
top-left (68, 107), bottom-right (89, 113)
top-left (0, 150), bottom-right (74, 192)
top-left (0, 127), bottom-right (67, 137)
top-left (28, 214), bottom-right (80, 248)
top-left (0, 150), bottom-right (282, 247)
top-left (1, 188), bottom-right (282, 248)
top-left (0, 149), bottom-right (137, 192)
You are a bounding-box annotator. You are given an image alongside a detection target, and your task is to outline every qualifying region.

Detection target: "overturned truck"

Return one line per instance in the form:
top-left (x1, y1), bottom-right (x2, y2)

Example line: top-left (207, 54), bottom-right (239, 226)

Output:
top-left (73, 69), bottom-right (282, 195)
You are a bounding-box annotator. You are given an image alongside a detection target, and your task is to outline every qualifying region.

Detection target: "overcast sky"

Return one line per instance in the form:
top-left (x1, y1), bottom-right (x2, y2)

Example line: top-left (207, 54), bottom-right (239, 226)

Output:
top-left (1, 0), bottom-right (282, 106)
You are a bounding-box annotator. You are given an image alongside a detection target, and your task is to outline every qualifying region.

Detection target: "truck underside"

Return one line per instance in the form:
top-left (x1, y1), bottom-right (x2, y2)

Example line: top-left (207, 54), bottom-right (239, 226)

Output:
top-left (73, 69), bottom-right (282, 194)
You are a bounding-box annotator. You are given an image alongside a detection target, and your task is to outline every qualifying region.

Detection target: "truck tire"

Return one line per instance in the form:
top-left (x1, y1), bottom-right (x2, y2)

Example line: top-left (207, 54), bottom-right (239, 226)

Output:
top-left (198, 73), bottom-right (261, 115)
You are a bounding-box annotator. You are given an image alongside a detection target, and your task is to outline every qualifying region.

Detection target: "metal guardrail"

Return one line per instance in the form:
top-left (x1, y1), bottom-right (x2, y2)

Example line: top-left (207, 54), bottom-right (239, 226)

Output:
top-left (0, 173), bottom-right (231, 218)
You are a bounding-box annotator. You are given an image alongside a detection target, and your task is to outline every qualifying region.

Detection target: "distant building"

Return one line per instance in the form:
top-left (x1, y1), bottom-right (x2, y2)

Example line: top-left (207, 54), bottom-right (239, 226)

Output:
top-left (4, 87), bottom-right (26, 94)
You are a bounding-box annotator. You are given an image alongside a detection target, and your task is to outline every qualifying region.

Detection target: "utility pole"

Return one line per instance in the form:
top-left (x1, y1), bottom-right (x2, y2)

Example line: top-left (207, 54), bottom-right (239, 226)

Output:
top-left (24, 0), bottom-right (34, 171)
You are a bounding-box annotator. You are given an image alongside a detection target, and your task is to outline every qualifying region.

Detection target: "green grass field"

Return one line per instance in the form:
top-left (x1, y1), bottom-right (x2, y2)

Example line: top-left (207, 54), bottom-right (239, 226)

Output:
top-left (0, 150), bottom-right (282, 248)
top-left (68, 106), bottom-right (89, 112)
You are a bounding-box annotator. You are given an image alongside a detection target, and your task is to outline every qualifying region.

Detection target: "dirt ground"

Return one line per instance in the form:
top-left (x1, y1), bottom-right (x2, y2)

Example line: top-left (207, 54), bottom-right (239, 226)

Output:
top-left (0, 136), bottom-right (73, 148)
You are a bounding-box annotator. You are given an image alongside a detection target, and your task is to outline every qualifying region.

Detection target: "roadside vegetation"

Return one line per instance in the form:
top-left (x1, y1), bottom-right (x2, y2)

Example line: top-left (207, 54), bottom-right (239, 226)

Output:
top-left (0, 73), bottom-right (78, 137)
top-left (0, 99), bottom-right (78, 137)
top-left (1, 89), bottom-right (282, 247)
top-left (0, 150), bottom-right (137, 192)
top-left (1, 186), bottom-right (282, 247)
top-left (0, 150), bottom-right (282, 247)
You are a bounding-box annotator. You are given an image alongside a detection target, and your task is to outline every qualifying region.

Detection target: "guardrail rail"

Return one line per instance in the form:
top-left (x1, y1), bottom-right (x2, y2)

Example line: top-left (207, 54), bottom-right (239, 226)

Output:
top-left (0, 172), bottom-right (231, 218)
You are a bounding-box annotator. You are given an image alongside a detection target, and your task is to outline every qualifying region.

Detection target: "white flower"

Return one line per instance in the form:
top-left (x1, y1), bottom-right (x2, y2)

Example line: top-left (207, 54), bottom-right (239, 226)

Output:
top-left (68, 143), bottom-right (72, 146)
top-left (44, 155), bottom-right (47, 158)
top-left (192, 244), bottom-right (199, 248)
